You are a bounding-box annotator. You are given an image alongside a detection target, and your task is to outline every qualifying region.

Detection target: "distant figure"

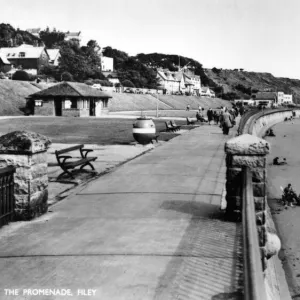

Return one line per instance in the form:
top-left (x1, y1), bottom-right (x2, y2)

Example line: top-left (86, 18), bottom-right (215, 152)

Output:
top-left (198, 105), bottom-right (202, 112)
top-left (239, 105), bottom-right (245, 116)
top-left (221, 108), bottom-right (233, 135)
top-left (283, 183), bottom-right (296, 207)
top-left (266, 129), bottom-right (276, 137)
top-left (186, 104), bottom-right (190, 111)
top-left (207, 108), bottom-right (213, 125)
top-left (213, 110), bottom-right (220, 125)
top-left (273, 157), bottom-right (287, 165)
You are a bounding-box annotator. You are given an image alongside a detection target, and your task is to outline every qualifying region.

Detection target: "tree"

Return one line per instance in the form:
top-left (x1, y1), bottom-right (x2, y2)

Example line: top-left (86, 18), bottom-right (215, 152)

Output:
top-left (61, 71), bottom-right (73, 81)
top-left (121, 79), bottom-right (135, 87)
top-left (39, 27), bottom-right (65, 48)
top-left (12, 70), bottom-right (30, 81)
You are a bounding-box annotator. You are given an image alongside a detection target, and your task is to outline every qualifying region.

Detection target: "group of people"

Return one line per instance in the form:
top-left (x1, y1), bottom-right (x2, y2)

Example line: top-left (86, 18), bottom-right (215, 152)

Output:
top-left (194, 105), bottom-right (239, 135)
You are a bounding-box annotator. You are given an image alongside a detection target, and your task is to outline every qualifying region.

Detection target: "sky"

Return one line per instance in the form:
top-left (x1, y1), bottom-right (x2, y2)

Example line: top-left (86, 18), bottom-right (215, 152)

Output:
top-left (2, 0), bottom-right (300, 79)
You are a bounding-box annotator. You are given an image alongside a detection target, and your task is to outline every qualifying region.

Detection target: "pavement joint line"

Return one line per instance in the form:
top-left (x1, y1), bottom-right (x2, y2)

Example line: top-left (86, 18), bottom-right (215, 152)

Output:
top-left (0, 254), bottom-right (242, 259)
top-left (76, 192), bottom-right (223, 196)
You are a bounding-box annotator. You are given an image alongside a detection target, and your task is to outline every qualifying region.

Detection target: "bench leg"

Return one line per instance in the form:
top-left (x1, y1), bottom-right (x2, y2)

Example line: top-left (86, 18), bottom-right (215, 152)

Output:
top-left (57, 169), bottom-right (74, 180)
top-left (80, 162), bottom-right (95, 171)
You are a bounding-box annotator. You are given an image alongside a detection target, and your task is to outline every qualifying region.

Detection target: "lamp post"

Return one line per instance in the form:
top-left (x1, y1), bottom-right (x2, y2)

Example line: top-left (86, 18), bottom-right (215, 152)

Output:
top-left (156, 92), bottom-right (159, 118)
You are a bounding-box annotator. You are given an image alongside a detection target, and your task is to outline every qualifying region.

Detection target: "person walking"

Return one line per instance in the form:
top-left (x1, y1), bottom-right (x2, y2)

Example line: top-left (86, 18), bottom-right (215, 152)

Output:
top-left (207, 108), bottom-right (213, 125)
top-left (222, 108), bottom-right (233, 135)
top-left (186, 104), bottom-right (190, 111)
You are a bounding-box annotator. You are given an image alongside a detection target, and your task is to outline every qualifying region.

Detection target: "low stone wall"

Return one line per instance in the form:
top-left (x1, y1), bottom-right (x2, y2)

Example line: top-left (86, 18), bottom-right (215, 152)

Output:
top-left (79, 108), bottom-right (90, 117)
top-left (62, 109), bottom-right (80, 117)
top-left (243, 108), bottom-right (300, 136)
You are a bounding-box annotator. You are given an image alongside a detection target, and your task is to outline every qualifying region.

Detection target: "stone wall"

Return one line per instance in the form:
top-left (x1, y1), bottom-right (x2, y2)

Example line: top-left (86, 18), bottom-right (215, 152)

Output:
top-left (35, 100), bottom-right (54, 116)
top-left (62, 109), bottom-right (80, 117)
top-left (79, 108), bottom-right (90, 117)
top-left (0, 131), bottom-right (51, 220)
top-left (225, 109), bottom-right (299, 299)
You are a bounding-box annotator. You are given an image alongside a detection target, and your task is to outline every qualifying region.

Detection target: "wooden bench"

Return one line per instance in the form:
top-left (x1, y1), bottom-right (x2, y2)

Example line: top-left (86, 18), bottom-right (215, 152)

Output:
top-left (186, 117), bottom-right (195, 125)
top-left (55, 144), bottom-right (97, 179)
top-left (165, 121), bottom-right (176, 132)
top-left (170, 120), bottom-right (181, 131)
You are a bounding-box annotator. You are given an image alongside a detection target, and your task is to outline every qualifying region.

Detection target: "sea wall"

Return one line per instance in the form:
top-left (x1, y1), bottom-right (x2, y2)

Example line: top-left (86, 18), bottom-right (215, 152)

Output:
top-left (242, 108), bottom-right (300, 300)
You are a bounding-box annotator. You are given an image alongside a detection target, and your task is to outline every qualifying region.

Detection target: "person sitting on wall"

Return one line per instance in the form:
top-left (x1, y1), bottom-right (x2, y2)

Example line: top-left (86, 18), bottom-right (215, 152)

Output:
top-left (283, 183), bottom-right (297, 207)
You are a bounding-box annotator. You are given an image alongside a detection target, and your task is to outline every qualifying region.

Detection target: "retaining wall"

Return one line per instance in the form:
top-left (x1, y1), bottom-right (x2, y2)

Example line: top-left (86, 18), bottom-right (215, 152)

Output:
top-left (241, 108), bottom-right (300, 300)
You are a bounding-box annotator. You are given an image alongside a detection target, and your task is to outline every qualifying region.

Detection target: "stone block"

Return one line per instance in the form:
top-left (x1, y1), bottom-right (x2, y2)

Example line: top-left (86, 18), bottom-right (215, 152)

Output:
top-left (225, 134), bottom-right (270, 155)
top-left (31, 152), bottom-right (47, 165)
top-left (265, 232), bottom-right (281, 259)
top-left (256, 210), bottom-right (266, 225)
top-left (253, 182), bottom-right (265, 197)
top-left (254, 197), bottom-right (266, 211)
top-left (30, 175), bottom-right (48, 193)
top-left (251, 168), bottom-right (265, 183)
top-left (31, 163), bottom-right (48, 179)
top-left (257, 224), bottom-right (267, 247)
top-left (226, 180), bottom-right (242, 197)
top-left (225, 196), bottom-right (241, 210)
top-left (0, 131), bottom-right (51, 154)
top-left (0, 154), bottom-right (30, 168)
top-left (14, 179), bottom-right (29, 195)
top-left (226, 167), bottom-right (242, 181)
top-left (232, 155), bottom-right (266, 168)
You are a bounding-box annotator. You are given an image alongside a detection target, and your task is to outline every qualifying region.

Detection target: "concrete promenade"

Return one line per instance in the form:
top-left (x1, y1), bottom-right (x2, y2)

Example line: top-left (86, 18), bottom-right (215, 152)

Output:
top-left (0, 124), bottom-right (243, 300)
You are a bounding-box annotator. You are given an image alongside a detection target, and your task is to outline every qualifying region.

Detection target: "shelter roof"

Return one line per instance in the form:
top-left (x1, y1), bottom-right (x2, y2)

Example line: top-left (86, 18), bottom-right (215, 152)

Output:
top-left (29, 82), bottom-right (112, 98)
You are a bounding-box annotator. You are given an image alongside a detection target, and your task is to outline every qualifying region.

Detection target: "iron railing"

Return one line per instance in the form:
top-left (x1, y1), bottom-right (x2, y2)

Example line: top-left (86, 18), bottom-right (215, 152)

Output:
top-left (242, 167), bottom-right (268, 300)
top-left (0, 166), bottom-right (16, 228)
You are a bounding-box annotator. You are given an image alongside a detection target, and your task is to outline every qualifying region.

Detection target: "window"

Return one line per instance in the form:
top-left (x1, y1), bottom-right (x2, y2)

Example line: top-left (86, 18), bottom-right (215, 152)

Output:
top-left (7, 53), bottom-right (10, 57)
top-left (35, 100), bottom-right (43, 107)
top-left (19, 52), bottom-right (25, 57)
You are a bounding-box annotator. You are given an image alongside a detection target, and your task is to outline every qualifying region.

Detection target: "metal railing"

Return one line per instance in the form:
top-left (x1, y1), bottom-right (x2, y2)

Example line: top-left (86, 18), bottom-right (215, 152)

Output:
top-left (242, 167), bottom-right (268, 300)
top-left (0, 166), bottom-right (16, 228)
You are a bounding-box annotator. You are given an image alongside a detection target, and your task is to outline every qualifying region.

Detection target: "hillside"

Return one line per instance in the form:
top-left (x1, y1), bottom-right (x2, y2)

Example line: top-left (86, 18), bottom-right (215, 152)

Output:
top-left (204, 68), bottom-right (300, 103)
top-left (109, 94), bottom-right (231, 111)
top-left (0, 80), bottom-right (40, 115)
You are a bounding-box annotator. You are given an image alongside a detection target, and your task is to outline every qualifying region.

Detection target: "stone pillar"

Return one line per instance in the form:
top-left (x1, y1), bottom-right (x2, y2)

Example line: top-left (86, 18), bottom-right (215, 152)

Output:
top-left (0, 131), bottom-right (51, 220)
top-left (224, 134), bottom-right (280, 270)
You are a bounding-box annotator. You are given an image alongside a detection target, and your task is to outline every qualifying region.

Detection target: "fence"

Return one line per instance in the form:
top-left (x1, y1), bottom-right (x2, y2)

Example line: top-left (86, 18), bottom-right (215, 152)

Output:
top-left (0, 166), bottom-right (15, 228)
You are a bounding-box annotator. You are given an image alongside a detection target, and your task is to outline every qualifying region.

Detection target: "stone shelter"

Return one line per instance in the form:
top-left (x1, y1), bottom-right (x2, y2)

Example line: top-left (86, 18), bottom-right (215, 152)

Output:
top-left (28, 81), bottom-right (112, 117)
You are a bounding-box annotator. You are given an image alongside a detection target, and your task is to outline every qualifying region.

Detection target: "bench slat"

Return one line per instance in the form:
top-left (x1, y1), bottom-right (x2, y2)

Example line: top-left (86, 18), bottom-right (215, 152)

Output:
top-left (56, 144), bottom-right (84, 155)
top-left (64, 157), bottom-right (97, 169)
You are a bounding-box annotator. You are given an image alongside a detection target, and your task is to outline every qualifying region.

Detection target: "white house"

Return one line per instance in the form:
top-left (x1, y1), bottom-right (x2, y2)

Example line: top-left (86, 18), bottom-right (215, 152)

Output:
top-left (47, 49), bottom-right (61, 66)
top-left (201, 87), bottom-right (215, 98)
top-left (101, 56), bottom-right (114, 72)
top-left (64, 32), bottom-right (82, 43)
top-left (278, 91), bottom-right (293, 105)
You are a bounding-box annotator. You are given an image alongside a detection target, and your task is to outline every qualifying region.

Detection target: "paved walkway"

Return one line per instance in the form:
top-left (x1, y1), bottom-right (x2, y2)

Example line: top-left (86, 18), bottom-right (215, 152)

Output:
top-left (0, 124), bottom-right (243, 300)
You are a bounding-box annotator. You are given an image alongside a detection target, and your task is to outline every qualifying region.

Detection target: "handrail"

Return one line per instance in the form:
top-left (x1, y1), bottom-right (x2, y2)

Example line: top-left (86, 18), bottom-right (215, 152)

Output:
top-left (242, 166), bottom-right (268, 300)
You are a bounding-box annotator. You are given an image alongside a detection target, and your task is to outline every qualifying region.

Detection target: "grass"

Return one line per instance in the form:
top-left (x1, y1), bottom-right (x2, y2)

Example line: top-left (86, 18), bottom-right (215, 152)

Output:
top-left (0, 80), bottom-right (40, 115)
top-left (157, 95), bottom-right (232, 110)
top-left (0, 117), bottom-right (193, 145)
top-left (109, 93), bottom-right (171, 111)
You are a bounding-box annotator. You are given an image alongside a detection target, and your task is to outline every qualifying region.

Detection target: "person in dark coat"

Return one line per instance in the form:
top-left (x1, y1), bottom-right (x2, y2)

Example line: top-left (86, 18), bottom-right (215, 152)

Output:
top-left (207, 108), bottom-right (213, 125)
top-left (213, 110), bottom-right (220, 125)
top-left (222, 109), bottom-right (233, 135)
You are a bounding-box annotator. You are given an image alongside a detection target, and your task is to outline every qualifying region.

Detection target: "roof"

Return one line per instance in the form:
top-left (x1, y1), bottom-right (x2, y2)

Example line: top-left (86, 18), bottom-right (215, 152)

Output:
top-left (47, 49), bottom-right (60, 61)
top-left (253, 91), bottom-right (277, 100)
top-left (29, 82), bottom-right (112, 98)
top-left (26, 28), bottom-right (41, 34)
top-left (0, 53), bottom-right (11, 64)
top-left (65, 32), bottom-right (81, 37)
top-left (0, 44), bottom-right (48, 59)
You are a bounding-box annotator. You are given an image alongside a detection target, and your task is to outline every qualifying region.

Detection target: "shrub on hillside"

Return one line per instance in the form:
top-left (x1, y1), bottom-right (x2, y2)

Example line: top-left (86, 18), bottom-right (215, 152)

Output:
top-left (12, 70), bottom-right (30, 81)
top-left (121, 79), bottom-right (135, 88)
top-left (61, 71), bottom-right (73, 81)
